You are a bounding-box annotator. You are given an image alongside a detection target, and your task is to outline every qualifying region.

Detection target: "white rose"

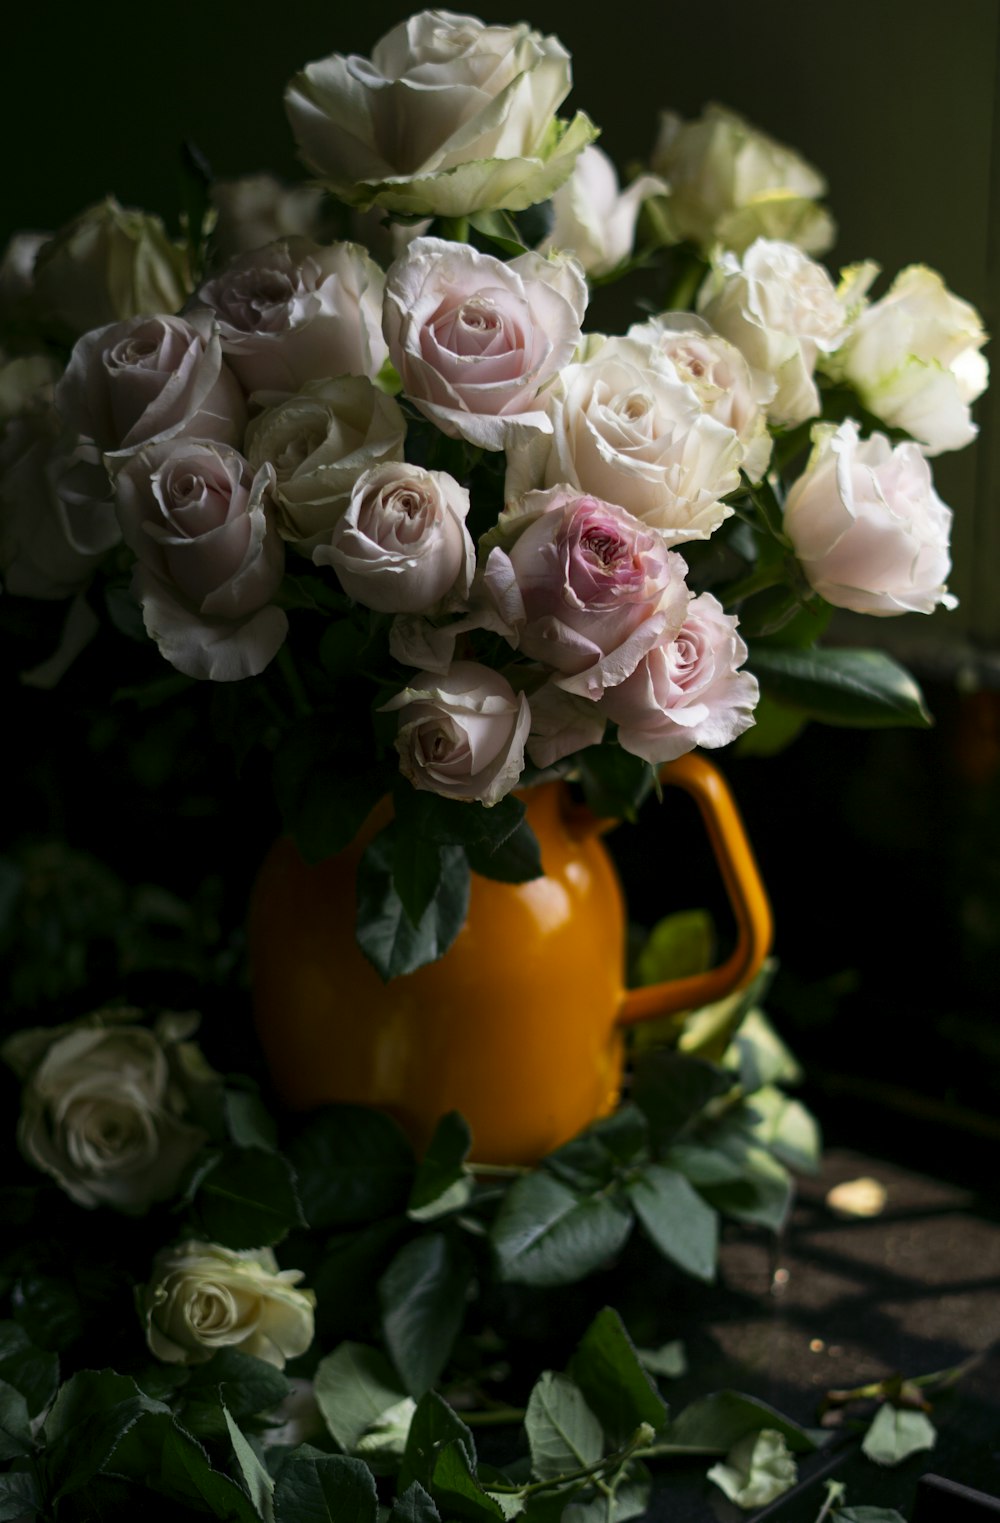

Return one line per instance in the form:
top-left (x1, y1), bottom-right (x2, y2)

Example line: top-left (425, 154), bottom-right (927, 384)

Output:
top-left (314, 462), bottom-right (474, 613)
top-left (0, 232), bottom-right (49, 326)
top-left (504, 334), bottom-right (742, 542)
top-left (56, 310), bottom-right (246, 466)
top-left (115, 439), bottom-right (288, 680)
top-left (382, 660), bottom-right (531, 804)
top-left (285, 10), bottom-right (596, 218)
top-left (651, 104), bottom-right (835, 255)
top-left (783, 419), bottom-right (954, 615)
top-left (0, 409), bottom-right (118, 599)
top-left (194, 238), bottom-right (388, 398)
top-left (383, 237), bottom-right (586, 451)
top-left (245, 376), bottom-right (407, 547)
top-left (32, 197), bottom-right (191, 338)
top-left (209, 176), bottom-right (327, 263)
top-left (141, 1241), bottom-right (316, 1368)
top-left (698, 238), bottom-right (847, 426)
top-left (540, 145), bottom-right (666, 278)
top-left (1, 1010), bottom-right (212, 1214)
top-left (600, 592), bottom-right (758, 764)
top-left (628, 312), bottom-right (772, 481)
top-left (825, 264), bottom-right (989, 455)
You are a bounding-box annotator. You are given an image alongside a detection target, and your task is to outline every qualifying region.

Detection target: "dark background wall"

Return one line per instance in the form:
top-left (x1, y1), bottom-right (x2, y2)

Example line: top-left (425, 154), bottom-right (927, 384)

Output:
top-left (5, 0), bottom-right (1000, 1173)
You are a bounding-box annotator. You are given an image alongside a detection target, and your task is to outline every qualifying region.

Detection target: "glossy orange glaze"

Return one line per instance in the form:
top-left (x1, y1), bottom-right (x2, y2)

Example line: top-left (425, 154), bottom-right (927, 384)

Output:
top-left (249, 758), bottom-right (772, 1164)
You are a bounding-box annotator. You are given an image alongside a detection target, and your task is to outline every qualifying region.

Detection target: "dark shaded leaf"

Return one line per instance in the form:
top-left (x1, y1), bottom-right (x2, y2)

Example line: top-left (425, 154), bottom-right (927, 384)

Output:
top-left (627, 1167), bottom-right (718, 1282)
top-left (390, 1480), bottom-right (442, 1523)
top-left (408, 1111), bottom-right (472, 1219)
top-left (192, 1146), bottom-right (304, 1249)
top-left (399, 1391), bottom-right (475, 1495)
top-left (274, 1450), bottom-right (378, 1523)
top-left (357, 831), bottom-right (470, 981)
top-left (273, 718), bottom-right (389, 865)
top-left (663, 1391), bottom-right (817, 1454)
top-left (465, 818), bottom-right (543, 884)
top-left (631, 1051), bottom-right (731, 1150)
top-left (491, 1173), bottom-right (633, 1286)
top-left (0, 1322), bottom-right (58, 1417)
top-left (525, 1372), bottom-right (603, 1480)
top-left (431, 1439), bottom-right (504, 1522)
top-left (576, 748), bottom-right (656, 824)
top-left (286, 1105), bottom-right (415, 1230)
top-left (748, 646), bottom-right (932, 728)
top-left (380, 1234), bottom-right (473, 1397)
top-left (568, 1308), bottom-right (668, 1446)
top-left (314, 1343), bottom-right (404, 1453)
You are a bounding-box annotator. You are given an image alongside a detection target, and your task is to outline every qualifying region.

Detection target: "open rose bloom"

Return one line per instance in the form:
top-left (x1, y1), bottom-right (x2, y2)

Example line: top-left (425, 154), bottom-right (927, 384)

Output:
top-left (1, 2), bottom-right (987, 981)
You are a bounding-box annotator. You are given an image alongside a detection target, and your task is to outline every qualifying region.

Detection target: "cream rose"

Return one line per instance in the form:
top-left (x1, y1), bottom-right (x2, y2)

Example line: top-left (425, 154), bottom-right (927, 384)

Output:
top-left (284, 9), bottom-right (596, 218)
top-left (383, 237), bottom-right (586, 450)
top-left (32, 197), bottom-right (191, 339)
top-left (141, 1241), bottom-right (315, 1368)
top-left (194, 238), bottom-right (388, 397)
top-left (209, 175), bottom-right (328, 263)
top-left (698, 238), bottom-right (847, 427)
top-left (504, 334), bottom-right (742, 542)
top-left (600, 592), bottom-right (758, 763)
top-left (245, 376), bottom-right (407, 547)
top-left (628, 312), bottom-right (772, 481)
top-left (1, 1010), bottom-right (211, 1214)
top-left (481, 485), bottom-right (690, 699)
top-left (314, 462), bottom-right (474, 612)
top-left (824, 264), bottom-right (989, 456)
top-left (0, 410), bottom-right (118, 599)
top-left (115, 439), bottom-right (288, 680)
top-left (651, 105), bottom-right (834, 256)
top-left (56, 310), bottom-right (246, 466)
top-left (540, 145), bottom-right (666, 278)
top-left (782, 419), bottom-right (954, 615)
top-left (382, 660), bottom-right (530, 804)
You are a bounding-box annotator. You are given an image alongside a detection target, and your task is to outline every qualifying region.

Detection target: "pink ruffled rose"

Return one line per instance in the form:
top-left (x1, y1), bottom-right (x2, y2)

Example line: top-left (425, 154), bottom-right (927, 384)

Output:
top-left (313, 462), bottom-right (474, 613)
top-left (56, 311), bottom-right (246, 465)
top-left (600, 593), bottom-right (758, 764)
top-left (383, 237), bottom-right (586, 451)
top-left (115, 439), bottom-right (288, 680)
top-left (481, 486), bottom-right (690, 699)
top-left (381, 661), bottom-right (530, 805)
top-left (782, 419), bottom-right (954, 615)
top-left (194, 238), bottom-right (388, 397)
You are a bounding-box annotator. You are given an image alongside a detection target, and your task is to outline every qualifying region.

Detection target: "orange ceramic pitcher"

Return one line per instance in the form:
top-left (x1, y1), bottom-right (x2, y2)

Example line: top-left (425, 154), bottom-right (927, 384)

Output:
top-left (249, 752), bottom-right (771, 1164)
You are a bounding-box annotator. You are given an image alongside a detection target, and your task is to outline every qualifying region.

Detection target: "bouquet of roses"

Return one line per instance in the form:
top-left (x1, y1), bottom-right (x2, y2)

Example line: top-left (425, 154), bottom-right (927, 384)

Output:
top-left (0, 6), bottom-right (986, 984)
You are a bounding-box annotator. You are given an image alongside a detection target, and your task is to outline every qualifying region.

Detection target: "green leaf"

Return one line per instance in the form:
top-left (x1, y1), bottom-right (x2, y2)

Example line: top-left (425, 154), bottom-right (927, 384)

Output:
top-left (707, 1427), bottom-right (797, 1508)
top-left (314, 1343), bottom-right (405, 1453)
top-left (630, 1051), bottom-right (731, 1150)
top-left (568, 1308), bottom-right (668, 1446)
top-left (276, 573), bottom-right (351, 615)
top-left (399, 1390), bottom-right (476, 1495)
top-left (698, 1125), bottom-right (794, 1231)
top-left (112, 1412), bottom-right (260, 1519)
top-left (634, 910), bottom-right (714, 987)
top-left (0, 1379), bottom-right (31, 1462)
top-left (838, 1511), bottom-right (908, 1522)
top-left (468, 209), bottom-right (529, 256)
top-left (431, 1438), bottom-right (505, 1521)
top-left (274, 1450), bottom-right (379, 1523)
top-left (491, 1173), bottom-right (634, 1286)
top-left (408, 1111), bottom-right (473, 1221)
top-left (0, 1470), bottom-right (38, 1522)
top-left (287, 1105), bottom-right (416, 1229)
top-left (627, 1166), bottom-right (718, 1282)
top-left (542, 1106), bottom-right (648, 1191)
top-left (393, 787), bottom-right (526, 855)
top-left (0, 1322), bottom-right (58, 1417)
top-left (380, 1234), bottom-right (472, 1397)
top-left (748, 646), bottom-right (932, 728)
top-left (180, 1350), bottom-right (289, 1439)
top-left (273, 719), bottom-right (389, 865)
top-left (725, 1007), bottom-right (802, 1092)
top-left (224, 1406), bottom-right (275, 1523)
top-left (224, 1087), bottom-right (278, 1152)
top-left (192, 1145), bottom-right (304, 1249)
top-left (576, 747), bottom-right (656, 823)
top-left (734, 693), bottom-right (809, 757)
top-left (636, 1342), bottom-right (687, 1379)
top-left (663, 1143), bottom-right (745, 1189)
top-left (739, 1087), bottom-right (822, 1174)
top-left (392, 828), bottom-right (445, 927)
top-left (663, 1391), bottom-right (817, 1454)
top-left (677, 964), bottom-right (775, 1063)
top-left (390, 1481), bottom-right (442, 1523)
top-left (356, 831), bottom-right (470, 981)
top-left (861, 1404), bottom-right (937, 1467)
top-left (312, 1221), bottom-right (411, 1343)
top-left (525, 1372), bottom-right (603, 1481)
top-left (44, 1372), bottom-right (170, 1503)
top-left (465, 818), bottom-right (543, 884)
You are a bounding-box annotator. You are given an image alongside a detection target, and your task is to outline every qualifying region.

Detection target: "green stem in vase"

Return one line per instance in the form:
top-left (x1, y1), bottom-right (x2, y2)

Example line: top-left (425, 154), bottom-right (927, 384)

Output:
top-left (278, 644), bottom-right (313, 717)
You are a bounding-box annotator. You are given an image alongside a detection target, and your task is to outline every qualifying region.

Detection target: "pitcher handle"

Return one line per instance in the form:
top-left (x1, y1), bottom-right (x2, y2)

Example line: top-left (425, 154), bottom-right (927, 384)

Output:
top-left (616, 752), bottom-right (773, 1027)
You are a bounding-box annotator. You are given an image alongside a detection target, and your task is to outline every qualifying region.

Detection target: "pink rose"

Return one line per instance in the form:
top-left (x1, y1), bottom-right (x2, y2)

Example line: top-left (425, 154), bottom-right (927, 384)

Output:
top-left (383, 237), bottom-right (586, 450)
top-left (381, 661), bottom-right (530, 805)
top-left (313, 462), bottom-right (474, 613)
top-left (482, 486), bottom-right (690, 699)
top-left (115, 440), bottom-right (287, 680)
top-left (783, 420), bottom-right (954, 615)
top-left (56, 311), bottom-right (246, 465)
top-left (194, 238), bottom-right (388, 397)
top-left (600, 593), bottom-right (758, 763)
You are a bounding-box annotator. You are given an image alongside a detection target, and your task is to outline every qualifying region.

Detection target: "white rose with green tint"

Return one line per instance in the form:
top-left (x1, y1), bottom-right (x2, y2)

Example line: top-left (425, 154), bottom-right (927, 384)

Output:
top-left (284, 9), bottom-right (596, 217)
top-left (825, 264), bottom-right (989, 456)
top-left (141, 1241), bottom-right (315, 1368)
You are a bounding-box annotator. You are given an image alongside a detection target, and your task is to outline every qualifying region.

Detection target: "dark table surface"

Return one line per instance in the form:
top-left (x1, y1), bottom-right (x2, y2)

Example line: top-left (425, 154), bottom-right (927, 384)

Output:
top-left (635, 1147), bottom-right (1000, 1521)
